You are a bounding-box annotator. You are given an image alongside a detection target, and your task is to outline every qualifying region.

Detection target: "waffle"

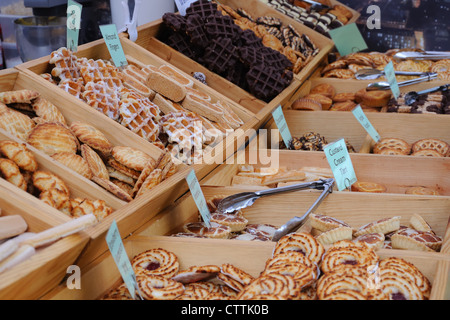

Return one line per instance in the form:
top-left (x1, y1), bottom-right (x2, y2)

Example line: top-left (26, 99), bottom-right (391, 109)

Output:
top-left (162, 12), bottom-right (187, 32)
top-left (185, 0), bottom-right (218, 20)
top-left (186, 14), bottom-right (210, 48)
top-left (160, 112), bottom-right (204, 151)
top-left (203, 38), bottom-right (239, 74)
top-left (118, 97), bottom-right (160, 142)
top-left (49, 47), bottom-right (80, 81)
top-left (246, 64), bottom-right (292, 102)
top-left (58, 79), bottom-right (84, 99)
top-left (165, 32), bottom-right (202, 61)
top-left (204, 12), bottom-right (241, 42)
top-left (82, 82), bottom-right (120, 121)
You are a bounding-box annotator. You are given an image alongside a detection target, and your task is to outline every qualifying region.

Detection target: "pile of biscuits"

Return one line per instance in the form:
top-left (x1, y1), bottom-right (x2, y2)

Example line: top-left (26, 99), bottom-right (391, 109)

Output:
top-left (373, 137), bottom-right (450, 157)
top-left (387, 90), bottom-right (450, 115)
top-left (277, 131), bottom-right (356, 153)
top-left (0, 139), bottom-right (112, 221)
top-left (43, 47), bottom-right (244, 164)
top-left (292, 82), bottom-right (392, 112)
top-left (306, 213), bottom-right (443, 253)
top-left (0, 88), bottom-right (174, 203)
top-left (161, 0), bottom-right (318, 101)
top-left (230, 164), bottom-right (333, 188)
top-left (350, 181), bottom-right (441, 196)
top-left (321, 51), bottom-right (450, 81)
top-left (260, 0), bottom-right (354, 37)
top-left (103, 235), bottom-right (431, 300)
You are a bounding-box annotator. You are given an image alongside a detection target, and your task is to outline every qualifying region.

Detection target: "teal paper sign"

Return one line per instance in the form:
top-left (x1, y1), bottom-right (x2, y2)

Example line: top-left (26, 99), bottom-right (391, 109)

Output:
top-left (106, 220), bottom-right (140, 300)
top-left (352, 105), bottom-right (381, 143)
top-left (66, 0), bottom-right (82, 52)
top-left (324, 139), bottom-right (357, 191)
top-left (174, 0), bottom-right (198, 16)
top-left (99, 24), bottom-right (128, 68)
top-left (384, 61), bottom-right (400, 100)
top-left (272, 105), bottom-right (293, 149)
top-left (186, 169), bottom-right (211, 227)
top-left (328, 23), bottom-right (368, 56)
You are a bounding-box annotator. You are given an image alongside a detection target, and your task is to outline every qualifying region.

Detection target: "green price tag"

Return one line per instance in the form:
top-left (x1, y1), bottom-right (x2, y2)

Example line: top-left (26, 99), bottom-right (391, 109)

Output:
top-left (99, 24), bottom-right (128, 68)
top-left (324, 139), bottom-right (357, 191)
top-left (272, 105), bottom-right (293, 149)
top-left (328, 23), bottom-right (368, 57)
top-left (352, 105), bottom-right (380, 143)
top-left (185, 169), bottom-right (211, 227)
top-left (384, 61), bottom-right (400, 100)
top-left (106, 220), bottom-right (140, 300)
top-left (66, 0), bottom-right (82, 52)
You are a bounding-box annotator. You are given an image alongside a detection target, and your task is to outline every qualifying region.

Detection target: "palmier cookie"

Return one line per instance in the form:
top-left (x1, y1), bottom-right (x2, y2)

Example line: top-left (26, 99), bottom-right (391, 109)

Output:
top-left (316, 226), bottom-right (353, 246)
top-left (172, 265), bottom-right (220, 284)
top-left (373, 138), bottom-right (411, 155)
top-left (411, 138), bottom-right (449, 157)
top-left (379, 257), bottom-right (431, 299)
top-left (32, 170), bottom-right (70, 195)
top-left (320, 240), bottom-right (378, 274)
top-left (69, 121), bottom-right (113, 155)
top-left (0, 158), bottom-right (27, 191)
top-left (316, 267), bottom-right (369, 300)
top-left (405, 186), bottom-right (440, 196)
top-left (27, 122), bottom-right (79, 156)
top-left (131, 248), bottom-right (179, 279)
top-left (377, 268), bottom-right (424, 300)
top-left (137, 275), bottom-right (184, 300)
top-left (210, 212), bottom-right (248, 232)
top-left (0, 140), bottom-right (38, 172)
top-left (353, 216), bottom-right (401, 237)
top-left (351, 181), bottom-right (387, 193)
top-left (111, 146), bottom-right (153, 172)
top-left (220, 263), bottom-right (255, 287)
top-left (52, 152), bottom-right (92, 180)
top-left (354, 233), bottom-right (385, 250)
top-left (308, 213), bottom-right (352, 232)
top-left (265, 251), bottom-right (315, 271)
top-left (183, 222), bottom-right (231, 239)
top-left (273, 232), bottom-right (325, 265)
top-left (263, 262), bottom-right (318, 290)
top-left (80, 144), bottom-right (109, 180)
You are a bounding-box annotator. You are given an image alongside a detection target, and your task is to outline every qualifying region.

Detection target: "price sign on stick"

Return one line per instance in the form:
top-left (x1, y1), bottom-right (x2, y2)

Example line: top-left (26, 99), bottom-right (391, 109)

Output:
top-left (106, 220), bottom-right (142, 300)
top-left (324, 139), bottom-right (357, 191)
top-left (272, 105), bottom-right (293, 149)
top-left (100, 24), bottom-right (128, 68)
top-left (352, 105), bottom-right (381, 143)
top-left (328, 23), bottom-right (368, 57)
top-left (186, 169), bottom-right (211, 227)
top-left (66, 0), bottom-right (82, 52)
top-left (384, 61), bottom-right (401, 100)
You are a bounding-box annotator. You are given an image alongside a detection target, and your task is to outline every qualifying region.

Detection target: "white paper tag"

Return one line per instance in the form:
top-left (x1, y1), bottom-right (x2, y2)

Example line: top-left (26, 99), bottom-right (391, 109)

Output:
top-left (185, 169), bottom-right (211, 227)
top-left (174, 0), bottom-right (197, 16)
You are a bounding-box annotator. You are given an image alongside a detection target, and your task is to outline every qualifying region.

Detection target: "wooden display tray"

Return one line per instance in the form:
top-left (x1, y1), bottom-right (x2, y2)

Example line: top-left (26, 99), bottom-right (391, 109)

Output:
top-left (200, 149), bottom-right (450, 196)
top-left (286, 77), bottom-right (450, 112)
top-left (131, 0), bottom-right (335, 122)
top-left (0, 185), bottom-right (89, 299)
top-left (0, 68), bottom-right (194, 269)
top-left (43, 235), bottom-right (449, 300)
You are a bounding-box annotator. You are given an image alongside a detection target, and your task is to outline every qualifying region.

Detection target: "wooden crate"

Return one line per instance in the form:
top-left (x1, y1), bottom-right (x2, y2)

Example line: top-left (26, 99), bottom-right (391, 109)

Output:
top-left (43, 235), bottom-right (449, 300)
top-left (132, 0), bottom-right (335, 121)
top-left (0, 184), bottom-right (89, 299)
top-left (200, 149), bottom-right (450, 196)
top-left (0, 68), bottom-right (196, 269)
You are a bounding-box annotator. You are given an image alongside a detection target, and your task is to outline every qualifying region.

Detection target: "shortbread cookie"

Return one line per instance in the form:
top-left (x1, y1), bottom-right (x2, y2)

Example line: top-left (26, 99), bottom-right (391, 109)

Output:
top-left (69, 121), bottom-right (113, 155)
top-left (412, 138), bottom-right (449, 157)
top-left (353, 216), bottom-right (401, 237)
top-left (0, 108), bottom-right (36, 140)
top-left (172, 265), bottom-right (220, 284)
top-left (80, 144), bottom-right (109, 180)
top-left (111, 146), bottom-right (153, 172)
top-left (32, 170), bottom-right (70, 195)
top-left (27, 122), bottom-right (79, 156)
top-left (52, 152), bottom-right (92, 180)
top-left (0, 89), bottom-right (39, 104)
top-left (106, 166), bottom-right (136, 186)
top-left (0, 140), bottom-right (38, 172)
top-left (31, 97), bottom-right (66, 125)
top-left (273, 232), bottom-right (325, 265)
top-left (373, 138), bottom-right (411, 155)
top-left (316, 226), bottom-right (353, 246)
top-left (107, 158), bottom-right (141, 180)
top-left (137, 275), bottom-right (185, 300)
top-left (0, 158), bottom-right (27, 191)
top-left (132, 248), bottom-right (180, 279)
top-left (308, 213), bottom-right (352, 232)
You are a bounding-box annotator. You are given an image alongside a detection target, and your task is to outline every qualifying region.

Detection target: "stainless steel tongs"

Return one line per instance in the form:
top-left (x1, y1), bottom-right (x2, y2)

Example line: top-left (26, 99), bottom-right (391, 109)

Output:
top-left (301, 0), bottom-right (331, 10)
top-left (393, 51), bottom-right (450, 61)
top-left (216, 179), bottom-right (335, 241)
top-left (366, 72), bottom-right (438, 91)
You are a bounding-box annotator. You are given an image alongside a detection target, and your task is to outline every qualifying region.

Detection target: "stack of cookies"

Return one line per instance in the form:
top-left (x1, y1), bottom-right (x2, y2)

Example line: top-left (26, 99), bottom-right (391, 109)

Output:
top-left (161, 0), bottom-right (319, 102)
top-left (373, 137), bottom-right (450, 157)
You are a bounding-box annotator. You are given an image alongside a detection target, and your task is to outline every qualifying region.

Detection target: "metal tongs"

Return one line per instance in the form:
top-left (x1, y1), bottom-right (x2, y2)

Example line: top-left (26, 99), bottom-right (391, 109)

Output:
top-left (393, 51), bottom-right (450, 61)
top-left (302, 0), bottom-right (331, 11)
top-left (217, 179), bottom-right (335, 242)
top-left (366, 72), bottom-right (438, 91)
top-left (404, 84), bottom-right (450, 105)
top-left (355, 68), bottom-right (435, 81)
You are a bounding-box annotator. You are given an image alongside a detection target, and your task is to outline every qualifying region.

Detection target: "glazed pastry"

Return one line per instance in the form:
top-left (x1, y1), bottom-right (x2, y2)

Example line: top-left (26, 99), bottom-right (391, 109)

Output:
top-left (409, 213), bottom-right (434, 233)
top-left (31, 97), bottom-right (66, 125)
top-left (90, 176), bottom-right (133, 202)
top-left (391, 228), bottom-right (442, 252)
top-left (0, 89), bottom-right (40, 104)
top-left (69, 121), bottom-right (113, 155)
top-left (411, 149), bottom-right (444, 157)
top-left (111, 146), bottom-right (153, 172)
top-left (52, 152), bottom-right (92, 180)
top-left (131, 248), bottom-right (180, 279)
top-left (411, 138), bottom-right (449, 157)
top-left (80, 144), bottom-right (109, 180)
top-left (210, 212), bottom-right (248, 232)
top-left (27, 122), bottom-right (79, 156)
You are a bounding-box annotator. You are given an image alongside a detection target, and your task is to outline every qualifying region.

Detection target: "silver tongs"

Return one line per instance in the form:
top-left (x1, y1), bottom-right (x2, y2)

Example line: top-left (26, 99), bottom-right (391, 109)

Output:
top-left (404, 84), bottom-right (450, 105)
top-left (302, 0), bottom-right (331, 11)
top-left (366, 72), bottom-right (438, 91)
top-left (393, 51), bottom-right (450, 61)
top-left (216, 179), bottom-right (335, 241)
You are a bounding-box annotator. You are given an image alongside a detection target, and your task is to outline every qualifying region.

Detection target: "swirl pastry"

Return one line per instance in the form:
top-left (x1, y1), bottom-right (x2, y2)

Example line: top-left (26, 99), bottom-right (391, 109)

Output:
top-left (316, 267), bottom-right (370, 300)
top-left (220, 263), bottom-right (254, 287)
top-left (263, 262), bottom-right (318, 290)
top-left (308, 214), bottom-right (352, 232)
top-left (377, 270), bottom-right (423, 300)
top-left (131, 248), bottom-right (179, 279)
top-left (351, 181), bottom-right (387, 193)
top-left (273, 232), bottom-right (325, 265)
top-left (102, 283), bottom-right (135, 300)
top-left (183, 221), bottom-right (231, 239)
top-left (353, 216), bottom-right (401, 237)
top-left (237, 273), bottom-right (300, 300)
top-left (171, 265), bottom-right (220, 284)
top-left (320, 240), bottom-right (378, 274)
top-left (137, 275), bottom-right (185, 300)
top-left (216, 272), bottom-right (246, 293)
top-left (175, 282), bottom-right (214, 300)
top-left (265, 251), bottom-right (315, 270)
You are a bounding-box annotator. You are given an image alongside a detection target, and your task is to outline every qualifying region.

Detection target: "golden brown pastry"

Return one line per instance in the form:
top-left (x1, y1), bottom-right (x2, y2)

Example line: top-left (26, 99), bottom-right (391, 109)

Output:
top-left (27, 122), bottom-right (79, 156)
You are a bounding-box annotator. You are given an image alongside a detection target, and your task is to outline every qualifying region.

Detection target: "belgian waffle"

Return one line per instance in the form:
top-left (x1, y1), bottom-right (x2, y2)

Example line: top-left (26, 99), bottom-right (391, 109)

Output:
top-left (162, 12), bottom-right (187, 32)
top-left (160, 112), bottom-right (204, 151)
top-left (203, 38), bottom-right (238, 74)
top-left (165, 32), bottom-right (203, 61)
top-left (204, 12), bottom-right (241, 42)
top-left (82, 82), bottom-right (121, 121)
top-left (49, 47), bottom-right (80, 81)
top-left (186, 0), bottom-right (218, 20)
top-left (246, 64), bottom-right (292, 102)
top-left (58, 79), bottom-right (84, 99)
top-left (186, 14), bottom-right (210, 48)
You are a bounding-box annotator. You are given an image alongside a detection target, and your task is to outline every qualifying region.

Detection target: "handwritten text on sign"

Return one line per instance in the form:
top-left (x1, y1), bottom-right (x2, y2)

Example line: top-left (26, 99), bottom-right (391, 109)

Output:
top-left (324, 139), bottom-right (357, 191)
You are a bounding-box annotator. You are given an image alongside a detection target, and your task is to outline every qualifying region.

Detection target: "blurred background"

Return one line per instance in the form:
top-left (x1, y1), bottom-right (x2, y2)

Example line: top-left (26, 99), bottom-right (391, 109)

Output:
top-left (0, 0), bottom-right (448, 69)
